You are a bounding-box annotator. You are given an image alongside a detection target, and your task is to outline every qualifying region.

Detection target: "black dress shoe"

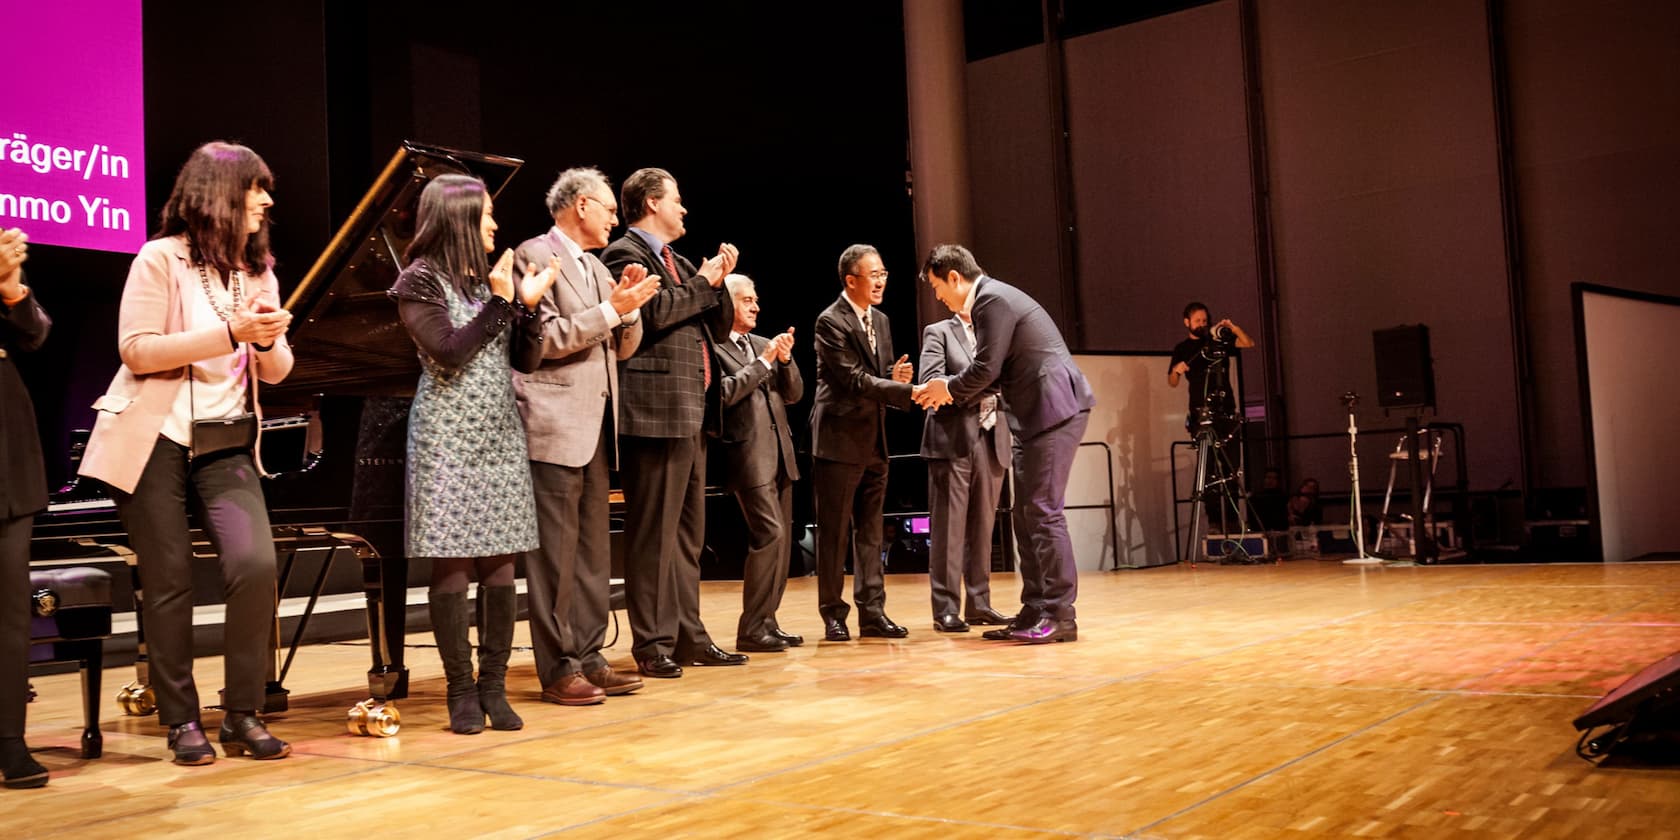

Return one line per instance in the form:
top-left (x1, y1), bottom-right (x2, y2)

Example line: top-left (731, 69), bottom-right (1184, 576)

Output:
top-left (219, 712), bottom-right (291, 760)
top-left (769, 626), bottom-right (805, 647)
top-left (964, 606), bottom-right (1015, 626)
top-left (167, 721), bottom-right (216, 766)
top-left (982, 608), bottom-right (1041, 640)
top-left (933, 614), bottom-right (970, 633)
top-left (735, 632), bottom-right (790, 653)
top-left (1009, 617), bottom-right (1077, 644)
top-left (637, 655), bottom-right (684, 678)
top-left (0, 737), bottom-right (48, 789)
top-left (859, 616), bottom-right (909, 638)
top-left (823, 619), bottom-right (850, 642)
top-left (679, 643), bottom-right (749, 666)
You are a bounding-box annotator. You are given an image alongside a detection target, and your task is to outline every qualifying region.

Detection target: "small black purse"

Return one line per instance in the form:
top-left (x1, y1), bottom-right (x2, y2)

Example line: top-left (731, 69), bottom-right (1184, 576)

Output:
top-left (185, 261), bottom-right (258, 462)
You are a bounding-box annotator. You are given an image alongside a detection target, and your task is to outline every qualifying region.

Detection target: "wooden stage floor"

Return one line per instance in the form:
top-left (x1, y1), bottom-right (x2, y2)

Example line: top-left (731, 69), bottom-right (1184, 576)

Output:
top-left (10, 559), bottom-right (1680, 838)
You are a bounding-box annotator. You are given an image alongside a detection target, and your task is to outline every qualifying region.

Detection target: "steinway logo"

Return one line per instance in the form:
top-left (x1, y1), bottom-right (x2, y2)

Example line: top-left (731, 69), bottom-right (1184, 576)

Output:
top-left (357, 457), bottom-right (405, 467)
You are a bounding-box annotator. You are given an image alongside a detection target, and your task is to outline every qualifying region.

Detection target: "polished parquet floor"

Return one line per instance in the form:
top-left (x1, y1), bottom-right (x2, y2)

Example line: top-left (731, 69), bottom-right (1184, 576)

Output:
top-left (9, 559), bottom-right (1680, 839)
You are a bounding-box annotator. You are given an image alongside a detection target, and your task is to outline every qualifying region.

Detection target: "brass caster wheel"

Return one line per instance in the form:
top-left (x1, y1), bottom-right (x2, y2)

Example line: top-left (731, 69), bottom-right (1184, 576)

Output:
top-left (347, 699), bottom-right (401, 737)
top-left (116, 681), bottom-right (156, 716)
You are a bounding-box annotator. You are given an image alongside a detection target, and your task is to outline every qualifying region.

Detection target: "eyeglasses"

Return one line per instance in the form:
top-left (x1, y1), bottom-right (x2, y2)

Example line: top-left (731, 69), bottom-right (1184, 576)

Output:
top-left (851, 270), bottom-right (888, 282)
top-left (580, 195), bottom-right (617, 215)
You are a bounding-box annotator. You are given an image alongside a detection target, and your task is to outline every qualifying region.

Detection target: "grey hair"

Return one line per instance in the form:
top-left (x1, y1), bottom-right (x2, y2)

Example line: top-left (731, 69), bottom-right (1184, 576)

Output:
top-left (545, 167), bottom-right (612, 217)
top-left (837, 243), bottom-right (879, 284)
top-left (724, 273), bottom-right (755, 296)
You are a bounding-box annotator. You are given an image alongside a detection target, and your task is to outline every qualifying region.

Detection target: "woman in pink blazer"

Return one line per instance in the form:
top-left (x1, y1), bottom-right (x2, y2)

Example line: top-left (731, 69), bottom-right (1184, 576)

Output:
top-left (80, 143), bottom-right (295, 765)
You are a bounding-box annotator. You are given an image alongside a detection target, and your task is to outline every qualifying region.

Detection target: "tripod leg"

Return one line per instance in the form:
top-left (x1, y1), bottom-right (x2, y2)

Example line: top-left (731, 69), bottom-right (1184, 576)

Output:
top-left (1184, 435), bottom-right (1211, 566)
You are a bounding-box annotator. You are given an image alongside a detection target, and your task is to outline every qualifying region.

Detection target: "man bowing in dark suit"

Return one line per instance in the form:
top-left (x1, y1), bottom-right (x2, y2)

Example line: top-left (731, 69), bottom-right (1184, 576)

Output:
top-left (810, 244), bottom-right (915, 642)
top-left (712, 274), bottom-right (804, 653)
top-left (919, 312), bottom-right (1014, 633)
top-left (914, 245), bottom-right (1095, 644)
top-left (600, 168), bottom-right (746, 677)
top-left (513, 168), bottom-right (659, 706)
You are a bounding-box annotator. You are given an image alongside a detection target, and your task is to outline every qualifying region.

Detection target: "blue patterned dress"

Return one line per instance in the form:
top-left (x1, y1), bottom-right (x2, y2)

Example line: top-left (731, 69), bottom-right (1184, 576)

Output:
top-left (391, 263), bottom-right (539, 558)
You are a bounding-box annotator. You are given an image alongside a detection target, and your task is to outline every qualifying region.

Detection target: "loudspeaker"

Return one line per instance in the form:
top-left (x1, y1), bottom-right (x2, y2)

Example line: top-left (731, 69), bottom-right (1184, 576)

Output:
top-left (1373, 324), bottom-right (1435, 409)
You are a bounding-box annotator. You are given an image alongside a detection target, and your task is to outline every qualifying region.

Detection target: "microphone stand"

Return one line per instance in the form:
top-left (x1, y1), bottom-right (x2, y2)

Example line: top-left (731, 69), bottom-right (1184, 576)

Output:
top-left (1341, 392), bottom-right (1380, 565)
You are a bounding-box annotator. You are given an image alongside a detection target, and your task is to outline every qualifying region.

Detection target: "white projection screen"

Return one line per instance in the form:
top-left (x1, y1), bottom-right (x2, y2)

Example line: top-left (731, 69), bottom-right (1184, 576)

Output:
top-left (1064, 353), bottom-right (1187, 570)
top-left (1575, 284), bottom-right (1680, 562)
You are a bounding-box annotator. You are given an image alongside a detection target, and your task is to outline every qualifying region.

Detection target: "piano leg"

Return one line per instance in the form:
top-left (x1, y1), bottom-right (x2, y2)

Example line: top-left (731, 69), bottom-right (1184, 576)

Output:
top-left (115, 549), bottom-right (156, 717)
top-left (348, 551), bottom-right (407, 737)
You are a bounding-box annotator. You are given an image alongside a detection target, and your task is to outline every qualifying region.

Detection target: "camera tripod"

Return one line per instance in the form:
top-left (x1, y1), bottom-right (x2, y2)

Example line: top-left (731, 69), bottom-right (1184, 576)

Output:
top-left (1340, 391), bottom-right (1380, 565)
top-left (1181, 408), bottom-right (1254, 565)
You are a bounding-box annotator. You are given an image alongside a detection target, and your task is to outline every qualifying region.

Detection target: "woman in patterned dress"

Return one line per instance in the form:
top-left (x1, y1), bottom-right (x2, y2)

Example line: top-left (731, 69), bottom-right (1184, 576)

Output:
top-left (390, 174), bottom-right (557, 734)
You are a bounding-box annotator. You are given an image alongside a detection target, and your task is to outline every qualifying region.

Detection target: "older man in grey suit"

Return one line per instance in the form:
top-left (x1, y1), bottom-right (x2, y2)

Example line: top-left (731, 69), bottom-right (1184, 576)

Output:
top-left (712, 274), bottom-right (804, 652)
top-left (919, 313), bottom-right (1014, 634)
top-left (915, 244), bottom-right (1095, 644)
top-left (513, 168), bottom-right (659, 706)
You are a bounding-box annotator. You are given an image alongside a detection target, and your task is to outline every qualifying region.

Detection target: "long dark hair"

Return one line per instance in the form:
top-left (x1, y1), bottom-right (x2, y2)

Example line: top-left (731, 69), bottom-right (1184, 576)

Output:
top-left (156, 141), bottom-right (275, 274)
top-left (404, 174), bottom-right (490, 295)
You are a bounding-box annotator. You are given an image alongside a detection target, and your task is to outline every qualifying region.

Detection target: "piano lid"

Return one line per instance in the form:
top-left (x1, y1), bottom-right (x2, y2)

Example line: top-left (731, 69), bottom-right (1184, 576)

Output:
top-left (264, 142), bottom-right (523, 408)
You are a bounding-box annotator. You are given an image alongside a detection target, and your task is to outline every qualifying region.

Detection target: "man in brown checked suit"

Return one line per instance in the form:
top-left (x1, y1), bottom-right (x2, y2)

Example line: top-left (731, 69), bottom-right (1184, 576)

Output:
top-left (600, 168), bottom-right (746, 677)
top-left (513, 168), bottom-right (660, 705)
top-left (712, 274), bottom-right (803, 653)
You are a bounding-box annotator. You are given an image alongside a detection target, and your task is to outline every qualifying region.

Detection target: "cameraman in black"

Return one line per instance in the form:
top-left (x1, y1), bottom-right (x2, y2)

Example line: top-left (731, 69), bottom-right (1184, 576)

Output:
top-left (1168, 301), bottom-right (1254, 430)
top-left (1169, 302), bottom-right (1254, 535)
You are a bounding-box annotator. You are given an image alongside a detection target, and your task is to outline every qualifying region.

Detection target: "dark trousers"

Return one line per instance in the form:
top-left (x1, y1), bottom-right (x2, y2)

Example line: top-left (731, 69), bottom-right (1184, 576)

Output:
top-left (812, 455), bottom-right (888, 624)
top-left (1012, 411), bottom-right (1089, 621)
top-left (620, 433), bottom-right (712, 661)
top-left (0, 514), bottom-right (33, 738)
top-left (526, 426), bottom-right (614, 685)
top-left (927, 443), bottom-right (1005, 619)
top-left (733, 473), bottom-right (793, 641)
top-left (110, 438), bottom-right (277, 726)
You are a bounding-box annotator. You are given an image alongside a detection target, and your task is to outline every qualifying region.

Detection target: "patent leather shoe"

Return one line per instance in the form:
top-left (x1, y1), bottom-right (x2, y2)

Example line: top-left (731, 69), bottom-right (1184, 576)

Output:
top-left (735, 632), bottom-right (790, 653)
top-left (982, 609), bottom-right (1041, 640)
top-left (964, 606), bottom-right (1015, 626)
top-left (218, 713), bottom-right (291, 760)
top-left (768, 625), bottom-right (804, 647)
top-left (637, 655), bottom-right (684, 679)
top-left (933, 614), bottom-right (970, 633)
top-left (1009, 617), bottom-right (1078, 644)
top-left (679, 644), bottom-right (748, 666)
top-left (824, 619), bottom-right (851, 642)
top-left (542, 672), bottom-right (606, 705)
top-left (584, 666), bottom-right (643, 696)
top-left (167, 721), bottom-right (216, 766)
top-left (858, 616), bottom-right (909, 638)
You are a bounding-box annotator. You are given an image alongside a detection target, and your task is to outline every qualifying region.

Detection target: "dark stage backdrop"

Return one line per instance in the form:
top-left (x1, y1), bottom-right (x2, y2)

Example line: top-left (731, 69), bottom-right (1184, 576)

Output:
top-left (961, 0), bottom-right (1680, 500)
top-left (18, 2), bottom-right (921, 489)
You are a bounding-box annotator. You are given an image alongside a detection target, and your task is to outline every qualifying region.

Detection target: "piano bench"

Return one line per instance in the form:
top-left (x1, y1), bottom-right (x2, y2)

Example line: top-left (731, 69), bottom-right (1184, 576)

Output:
top-left (27, 567), bottom-right (114, 759)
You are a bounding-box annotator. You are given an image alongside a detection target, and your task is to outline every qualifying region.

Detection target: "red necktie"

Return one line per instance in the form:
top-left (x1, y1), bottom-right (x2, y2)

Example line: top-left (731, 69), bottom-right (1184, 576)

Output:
top-left (664, 245), bottom-right (711, 389)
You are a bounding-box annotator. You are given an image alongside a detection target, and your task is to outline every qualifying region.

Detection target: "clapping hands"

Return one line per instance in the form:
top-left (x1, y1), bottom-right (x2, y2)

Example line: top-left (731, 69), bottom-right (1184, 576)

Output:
top-left (608, 263), bottom-right (661, 315)
top-left (518, 256), bottom-right (562, 309)
top-left (229, 293), bottom-right (291, 345)
top-left (759, 327), bottom-right (796, 364)
top-left (697, 243), bottom-right (740, 287)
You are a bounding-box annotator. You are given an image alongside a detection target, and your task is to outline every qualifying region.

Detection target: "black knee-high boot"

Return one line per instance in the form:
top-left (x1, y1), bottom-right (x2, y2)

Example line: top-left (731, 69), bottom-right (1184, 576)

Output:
top-left (475, 585), bottom-right (523, 731)
top-left (428, 591), bottom-right (483, 735)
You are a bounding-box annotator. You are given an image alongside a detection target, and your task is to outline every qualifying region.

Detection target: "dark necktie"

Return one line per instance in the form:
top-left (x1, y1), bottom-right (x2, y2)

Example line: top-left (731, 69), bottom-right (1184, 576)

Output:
top-left (736, 334), bottom-right (753, 361)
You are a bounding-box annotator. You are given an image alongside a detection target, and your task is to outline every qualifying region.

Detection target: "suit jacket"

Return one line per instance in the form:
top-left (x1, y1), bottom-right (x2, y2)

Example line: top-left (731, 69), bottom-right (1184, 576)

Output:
top-left (918, 316), bottom-right (1011, 463)
top-left (810, 294), bottom-right (913, 464)
top-left (511, 230), bottom-right (644, 468)
top-left (1, 279), bottom-right (50, 518)
top-left (712, 331), bottom-right (803, 490)
top-left (944, 276), bottom-right (1093, 441)
top-left (80, 236), bottom-right (295, 494)
top-left (599, 231), bottom-right (733, 439)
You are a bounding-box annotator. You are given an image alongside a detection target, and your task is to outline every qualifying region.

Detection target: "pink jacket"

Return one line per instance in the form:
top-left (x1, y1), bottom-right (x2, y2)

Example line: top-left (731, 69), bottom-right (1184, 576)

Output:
top-left (79, 235), bottom-right (294, 494)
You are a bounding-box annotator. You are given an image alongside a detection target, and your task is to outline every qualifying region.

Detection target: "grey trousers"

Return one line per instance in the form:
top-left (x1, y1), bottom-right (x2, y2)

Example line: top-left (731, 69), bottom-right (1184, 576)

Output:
top-left (619, 433), bottom-right (712, 661)
top-left (927, 443), bottom-right (1005, 619)
top-left (733, 474), bottom-right (793, 641)
top-left (526, 424), bottom-right (614, 685)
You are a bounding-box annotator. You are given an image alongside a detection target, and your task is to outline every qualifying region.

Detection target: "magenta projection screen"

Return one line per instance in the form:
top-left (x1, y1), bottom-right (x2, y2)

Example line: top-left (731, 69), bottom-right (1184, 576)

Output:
top-left (1, 2), bottom-right (146, 253)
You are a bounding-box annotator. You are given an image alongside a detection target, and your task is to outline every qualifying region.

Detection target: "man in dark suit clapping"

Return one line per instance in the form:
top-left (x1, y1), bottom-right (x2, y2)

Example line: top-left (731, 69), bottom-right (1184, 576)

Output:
top-left (600, 169), bottom-right (746, 677)
top-left (810, 244), bottom-right (915, 642)
top-left (915, 244), bottom-right (1095, 644)
top-left (712, 274), bottom-right (804, 653)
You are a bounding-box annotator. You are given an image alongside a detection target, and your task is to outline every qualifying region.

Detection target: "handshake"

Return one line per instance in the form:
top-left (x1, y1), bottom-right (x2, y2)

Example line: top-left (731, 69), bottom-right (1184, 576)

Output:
top-left (912, 378), bottom-right (953, 411)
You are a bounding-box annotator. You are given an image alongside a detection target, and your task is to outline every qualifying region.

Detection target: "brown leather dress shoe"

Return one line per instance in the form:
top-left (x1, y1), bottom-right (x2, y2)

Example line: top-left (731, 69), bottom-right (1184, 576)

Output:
top-left (585, 666), bottom-right (644, 696)
top-left (541, 672), bottom-right (606, 706)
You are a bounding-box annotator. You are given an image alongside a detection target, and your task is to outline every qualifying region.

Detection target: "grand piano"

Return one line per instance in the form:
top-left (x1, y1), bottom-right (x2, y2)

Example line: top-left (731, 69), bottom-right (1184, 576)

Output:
top-left (33, 141), bottom-right (525, 737)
